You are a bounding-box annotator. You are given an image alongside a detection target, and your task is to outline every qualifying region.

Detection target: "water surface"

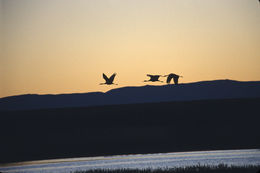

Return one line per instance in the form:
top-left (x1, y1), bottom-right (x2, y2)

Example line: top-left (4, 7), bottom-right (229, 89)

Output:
top-left (0, 149), bottom-right (259, 173)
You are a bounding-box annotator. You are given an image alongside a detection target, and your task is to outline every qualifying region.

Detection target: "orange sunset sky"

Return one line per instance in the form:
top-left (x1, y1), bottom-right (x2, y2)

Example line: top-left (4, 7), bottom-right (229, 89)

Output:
top-left (0, 0), bottom-right (260, 98)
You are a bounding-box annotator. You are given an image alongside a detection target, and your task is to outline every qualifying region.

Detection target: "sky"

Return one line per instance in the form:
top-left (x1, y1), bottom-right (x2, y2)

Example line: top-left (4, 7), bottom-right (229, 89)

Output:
top-left (0, 0), bottom-right (260, 98)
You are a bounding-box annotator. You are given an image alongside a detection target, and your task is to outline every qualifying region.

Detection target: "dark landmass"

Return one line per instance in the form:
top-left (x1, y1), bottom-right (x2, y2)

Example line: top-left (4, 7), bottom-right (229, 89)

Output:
top-left (1, 80), bottom-right (260, 111)
top-left (0, 97), bottom-right (260, 163)
top-left (74, 164), bottom-right (260, 173)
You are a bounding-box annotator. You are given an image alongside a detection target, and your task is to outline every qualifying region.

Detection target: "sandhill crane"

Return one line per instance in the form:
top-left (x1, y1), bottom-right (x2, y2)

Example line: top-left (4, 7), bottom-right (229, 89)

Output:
top-left (144, 74), bottom-right (163, 82)
top-left (164, 73), bottom-right (183, 84)
top-left (100, 73), bottom-right (117, 85)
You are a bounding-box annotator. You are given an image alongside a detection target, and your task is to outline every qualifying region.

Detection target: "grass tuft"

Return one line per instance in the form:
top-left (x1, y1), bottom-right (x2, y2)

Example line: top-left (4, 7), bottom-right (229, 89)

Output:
top-left (73, 164), bottom-right (260, 173)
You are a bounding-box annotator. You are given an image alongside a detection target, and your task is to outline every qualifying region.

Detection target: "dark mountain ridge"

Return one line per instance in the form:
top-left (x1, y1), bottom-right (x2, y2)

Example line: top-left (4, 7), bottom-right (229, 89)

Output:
top-left (1, 79), bottom-right (260, 111)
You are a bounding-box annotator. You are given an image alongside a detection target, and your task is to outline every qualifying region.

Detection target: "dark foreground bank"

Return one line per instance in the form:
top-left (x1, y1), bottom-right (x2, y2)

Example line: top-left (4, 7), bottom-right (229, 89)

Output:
top-left (0, 98), bottom-right (260, 163)
top-left (74, 165), bottom-right (260, 173)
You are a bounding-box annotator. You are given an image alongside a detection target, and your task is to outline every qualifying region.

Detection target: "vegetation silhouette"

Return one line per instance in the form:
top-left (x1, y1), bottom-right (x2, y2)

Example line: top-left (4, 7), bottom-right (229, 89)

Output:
top-left (74, 164), bottom-right (260, 173)
top-left (144, 74), bottom-right (163, 82)
top-left (100, 73), bottom-right (117, 85)
top-left (164, 73), bottom-right (183, 84)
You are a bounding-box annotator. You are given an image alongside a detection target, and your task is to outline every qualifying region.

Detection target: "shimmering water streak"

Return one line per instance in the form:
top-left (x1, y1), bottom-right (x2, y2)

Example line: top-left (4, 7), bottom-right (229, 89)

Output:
top-left (0, 149), bottom-right (260, 173)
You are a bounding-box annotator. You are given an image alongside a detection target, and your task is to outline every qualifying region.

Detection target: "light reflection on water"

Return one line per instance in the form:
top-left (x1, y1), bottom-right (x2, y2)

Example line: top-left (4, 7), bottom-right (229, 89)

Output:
top-left (0, 149), bottom-right (260, 173)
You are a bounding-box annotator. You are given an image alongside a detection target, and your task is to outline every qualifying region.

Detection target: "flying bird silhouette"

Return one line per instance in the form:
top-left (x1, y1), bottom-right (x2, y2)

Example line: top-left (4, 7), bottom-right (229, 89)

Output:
top-left (100, 73), bottom-right (117, 85)
top-left (164, 73), bottom-right (183, 84)
top-left (144, 74), bottom-right (163, 82)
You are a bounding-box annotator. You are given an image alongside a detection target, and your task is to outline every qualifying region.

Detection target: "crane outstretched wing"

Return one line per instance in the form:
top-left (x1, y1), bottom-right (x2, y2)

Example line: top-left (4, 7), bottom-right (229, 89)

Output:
top-left (109, 73), bottom-right (117, 82)
top-left (147, 74), bottom-right (161, 77)
top-left (103, 73), bottom-right (109, 82)
top-left (166, 75), bottom-right (173, 83)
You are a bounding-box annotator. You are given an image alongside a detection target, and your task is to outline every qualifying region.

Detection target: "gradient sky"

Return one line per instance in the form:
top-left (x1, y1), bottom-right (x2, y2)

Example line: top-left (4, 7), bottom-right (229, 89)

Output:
top-left (1, 0), bottom-right (260, 98)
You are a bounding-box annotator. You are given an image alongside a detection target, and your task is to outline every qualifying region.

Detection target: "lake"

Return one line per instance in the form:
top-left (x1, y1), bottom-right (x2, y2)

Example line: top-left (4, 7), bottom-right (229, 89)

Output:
top-left (0, 149), bottom-right (259, 173)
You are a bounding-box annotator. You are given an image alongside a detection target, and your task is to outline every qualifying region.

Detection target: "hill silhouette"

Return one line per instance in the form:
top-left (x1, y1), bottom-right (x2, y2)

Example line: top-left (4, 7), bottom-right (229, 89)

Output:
top-left (1, 79), bottom-right (260, 111)
top-left (0, 79), bottom-right (260, 163)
